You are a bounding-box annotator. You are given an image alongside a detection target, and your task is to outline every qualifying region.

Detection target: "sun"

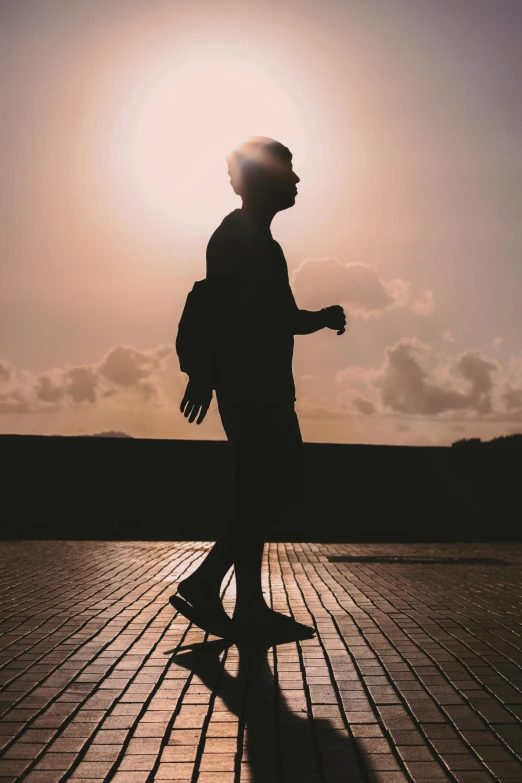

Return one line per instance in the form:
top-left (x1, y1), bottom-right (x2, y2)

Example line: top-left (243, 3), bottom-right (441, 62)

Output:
top-left (99, 41), bottom-right (319, 239)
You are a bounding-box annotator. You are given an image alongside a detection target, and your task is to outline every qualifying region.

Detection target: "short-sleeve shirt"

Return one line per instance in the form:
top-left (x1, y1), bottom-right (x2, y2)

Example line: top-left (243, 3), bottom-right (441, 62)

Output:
top-left (206, 209), bottom-right (297, 403)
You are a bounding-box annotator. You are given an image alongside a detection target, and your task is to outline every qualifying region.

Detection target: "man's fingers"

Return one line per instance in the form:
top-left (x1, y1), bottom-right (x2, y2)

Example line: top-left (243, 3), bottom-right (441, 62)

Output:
top-left (196, 402), bottom-right (210, 425)
top-left (182, 396), bottom-right (212, 422)
top-left (188, 403), bottom-right (201, 423)
top-left (187, 402), bottom-right (200, 423)
top-left (181, 380), bottom-right (212, 423)
top-left (183, 401), bottom-right (196, 419)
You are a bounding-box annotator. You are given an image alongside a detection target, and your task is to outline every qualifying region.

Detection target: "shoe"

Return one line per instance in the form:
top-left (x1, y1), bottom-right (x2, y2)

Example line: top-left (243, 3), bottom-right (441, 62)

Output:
top-left (169, 594), bottom-right (233, 639)
top-left (230, 612), bottom-right (315, 646)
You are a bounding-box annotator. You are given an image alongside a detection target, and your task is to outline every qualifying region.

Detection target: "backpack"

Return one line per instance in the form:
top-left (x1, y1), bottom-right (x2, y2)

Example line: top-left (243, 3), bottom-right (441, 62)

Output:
top-left (176, 279), bottom-right (223, 382)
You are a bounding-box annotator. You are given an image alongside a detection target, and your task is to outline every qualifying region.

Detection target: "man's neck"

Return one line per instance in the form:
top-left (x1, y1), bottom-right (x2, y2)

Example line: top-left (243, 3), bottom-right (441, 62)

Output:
top-left (239, 201), bottom-right (276, 237)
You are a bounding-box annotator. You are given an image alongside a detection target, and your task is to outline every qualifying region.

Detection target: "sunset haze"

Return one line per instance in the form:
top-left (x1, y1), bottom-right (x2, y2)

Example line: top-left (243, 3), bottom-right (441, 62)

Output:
top-left (2, 0), bottom-right (522, 445)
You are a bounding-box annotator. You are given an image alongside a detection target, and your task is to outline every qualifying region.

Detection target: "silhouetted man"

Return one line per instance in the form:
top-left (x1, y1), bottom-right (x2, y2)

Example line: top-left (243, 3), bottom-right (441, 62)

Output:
top-left (171, 137), bottom-right (346, 641)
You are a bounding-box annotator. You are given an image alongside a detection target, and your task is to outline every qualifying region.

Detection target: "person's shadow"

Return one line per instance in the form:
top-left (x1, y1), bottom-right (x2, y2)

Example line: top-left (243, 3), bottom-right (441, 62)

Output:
top-left (168, 637), bottom-right (369, 782)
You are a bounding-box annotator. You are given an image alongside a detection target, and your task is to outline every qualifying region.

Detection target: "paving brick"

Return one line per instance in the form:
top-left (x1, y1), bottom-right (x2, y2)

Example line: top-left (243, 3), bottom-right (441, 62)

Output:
top-left (0, 760), bottom-right (31, 776)
top-left (23, 773), bottom-right (68, 783)
top-left (34, 752), bottom-right (77, 770)
top-left (1, 743), bottom-right (46, 759)
top-left (1, 541), bottom-right (522, 782)
top-left (153, 762), bottom-right (193, 779)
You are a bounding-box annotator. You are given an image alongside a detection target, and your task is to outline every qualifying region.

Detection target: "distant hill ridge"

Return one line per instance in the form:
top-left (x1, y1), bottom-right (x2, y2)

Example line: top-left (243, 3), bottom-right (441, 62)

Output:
top-left (451, 433), bottom-right (522, 447)
top-left (0, 431), bottom-right (521, 446)
top-left (1, 428), bottom-right (520, 541)
top-left (88, 430), bottom-right (133, 438)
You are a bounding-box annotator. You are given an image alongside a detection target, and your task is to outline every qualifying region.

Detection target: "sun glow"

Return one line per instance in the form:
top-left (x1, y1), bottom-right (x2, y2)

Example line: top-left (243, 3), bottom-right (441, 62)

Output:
top-left (100, 42), bottom-right (320, 239)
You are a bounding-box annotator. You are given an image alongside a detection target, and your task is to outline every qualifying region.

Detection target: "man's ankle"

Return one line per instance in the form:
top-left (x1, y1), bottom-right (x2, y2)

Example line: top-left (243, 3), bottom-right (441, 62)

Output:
top-left (183, 571), bottom-right (218, 585)
top-left (179, 574), bottom-right (223, 595)
top-left (233, 601), bottom-right (269, 619)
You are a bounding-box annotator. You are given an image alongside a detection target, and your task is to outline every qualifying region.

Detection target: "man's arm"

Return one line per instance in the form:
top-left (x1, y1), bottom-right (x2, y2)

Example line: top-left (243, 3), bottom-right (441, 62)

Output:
top-left (180, 228), bottom-right (271, 424)
top-left (293, 308), bottom-right (327, 335)
top-left (288, 285), bottom-right (347, 335)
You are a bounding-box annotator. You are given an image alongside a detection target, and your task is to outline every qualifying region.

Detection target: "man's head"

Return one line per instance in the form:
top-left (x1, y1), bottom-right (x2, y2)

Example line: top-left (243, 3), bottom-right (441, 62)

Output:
top-left (226, 136), bottom-right (300, 212)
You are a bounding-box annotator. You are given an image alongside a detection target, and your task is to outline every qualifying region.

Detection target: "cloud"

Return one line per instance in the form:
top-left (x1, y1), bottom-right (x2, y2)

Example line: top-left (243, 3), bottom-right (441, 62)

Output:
top-left (0, 343), bottom-right (174, 414)
top-left (0, 360), bottom-right (13, 384)
top-left (502, 386), bottom-right (522, 411)
top-left (98, 344), bottom-right (171, 393)
top-left (454, 351), bottom-right (496, 414)
top-left (333, 337), bottom-right (522, 427)
top-left (335, 365), bottom-right (381, 415)
top-left (64, 366), bottom-right (98, 404)
top-left (352, 397), bottom-right (376, 415)
top-left (375, 338), bottom-right (498, 416)
top-left (291, 257), bottom-right (427, 319)
top-left (295, 399), bottom-right (350, 419)
top-left (0, 388), bottom-right (32, 414)
top-left (411, 289), bottom-right (435, 315)
top-left (34, 373), bottom-right (63, 403)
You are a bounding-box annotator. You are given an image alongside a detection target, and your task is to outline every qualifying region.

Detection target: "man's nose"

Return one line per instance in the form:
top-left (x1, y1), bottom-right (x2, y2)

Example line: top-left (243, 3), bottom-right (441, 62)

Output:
top-left (294, 173), bottom-right (300, 184)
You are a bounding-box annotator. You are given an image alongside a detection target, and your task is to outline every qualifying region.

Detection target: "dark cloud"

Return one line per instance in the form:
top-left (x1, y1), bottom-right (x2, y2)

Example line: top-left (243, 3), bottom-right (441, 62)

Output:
top-left (375, 340), bottom-right (498, 416)
top-left (35, 374), bottom-right (63, 403)
top-left (352, 397), bottom-right (376, 415)
top-left (454, 351), bottom-right (496, 414)
top-left (502, 386), bottom-right (522, 411)
top-left (0, 360), bottom-right (13, 384)
top-left (64, 366), bottom-right (97, 404)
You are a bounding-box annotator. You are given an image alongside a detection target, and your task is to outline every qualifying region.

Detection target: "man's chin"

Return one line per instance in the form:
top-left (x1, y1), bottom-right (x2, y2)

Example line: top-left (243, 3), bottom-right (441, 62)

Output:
top-left (278, 196), bottom-right (296, 211)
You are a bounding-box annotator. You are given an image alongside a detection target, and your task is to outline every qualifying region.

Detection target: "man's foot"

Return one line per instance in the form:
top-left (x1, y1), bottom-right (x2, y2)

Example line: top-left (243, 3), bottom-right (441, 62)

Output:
top-left (231, 606), bottom-right (315, 642)
top-left (177, 575), bottom-right (225, 613)
top-left (169, 576), bottom-right (232, 638)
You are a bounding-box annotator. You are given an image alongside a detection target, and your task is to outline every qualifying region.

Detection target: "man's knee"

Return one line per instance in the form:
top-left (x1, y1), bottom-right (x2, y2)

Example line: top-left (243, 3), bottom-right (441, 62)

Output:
top-left (274, 482), bottom-right (303, 518)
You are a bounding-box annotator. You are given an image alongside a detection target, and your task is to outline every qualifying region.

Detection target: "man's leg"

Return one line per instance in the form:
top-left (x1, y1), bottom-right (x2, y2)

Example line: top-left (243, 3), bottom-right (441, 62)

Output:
top-left (180, 506), bottom-right (266, 618)
top-left (178, 400), bottom-right (310, 630)
top-left (228, 402), bottom-right (304, 621)
top-left (176, 398), bottom-right (244, 607)
top-left (180, 398), bottom-right (271, 601)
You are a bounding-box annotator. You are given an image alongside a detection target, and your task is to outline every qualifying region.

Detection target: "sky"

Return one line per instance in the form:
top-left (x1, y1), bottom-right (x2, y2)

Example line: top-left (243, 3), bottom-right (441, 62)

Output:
top-left (1, 0), bottom-right (522, 445)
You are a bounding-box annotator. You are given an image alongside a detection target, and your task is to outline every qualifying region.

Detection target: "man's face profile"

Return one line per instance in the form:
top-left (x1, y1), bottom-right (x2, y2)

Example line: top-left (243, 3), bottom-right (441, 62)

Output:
top-left (227, 137), bottom-right (300, 213)
top-left (268, 155), bottom-right (300, 211)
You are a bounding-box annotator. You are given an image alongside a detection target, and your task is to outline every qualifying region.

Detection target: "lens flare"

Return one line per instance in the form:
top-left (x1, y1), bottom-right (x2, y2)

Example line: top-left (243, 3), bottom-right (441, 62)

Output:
top-left (99, 42), bottom-right (320, 238)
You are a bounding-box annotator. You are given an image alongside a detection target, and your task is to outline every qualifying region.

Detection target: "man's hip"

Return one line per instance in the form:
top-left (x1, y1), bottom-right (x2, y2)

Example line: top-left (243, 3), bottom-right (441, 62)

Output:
top-left (217, 395), bottom-right (303, 515)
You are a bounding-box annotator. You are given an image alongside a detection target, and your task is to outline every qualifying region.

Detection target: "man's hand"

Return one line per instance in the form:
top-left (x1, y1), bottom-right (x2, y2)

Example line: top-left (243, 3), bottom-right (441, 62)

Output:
top-left (321, 305), bottom-right (347, 335)
top-left (180, 375), bottom-right (213, 424)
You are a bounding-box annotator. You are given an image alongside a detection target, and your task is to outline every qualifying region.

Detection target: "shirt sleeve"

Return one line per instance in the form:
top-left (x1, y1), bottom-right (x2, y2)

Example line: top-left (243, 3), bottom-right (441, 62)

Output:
top-left (271, 240), bottom-right (300, 331)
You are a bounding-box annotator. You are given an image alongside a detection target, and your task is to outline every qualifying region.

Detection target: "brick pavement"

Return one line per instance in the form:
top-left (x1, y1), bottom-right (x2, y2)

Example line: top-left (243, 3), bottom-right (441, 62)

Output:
top-left (0, 541), bottom-right (521, 783)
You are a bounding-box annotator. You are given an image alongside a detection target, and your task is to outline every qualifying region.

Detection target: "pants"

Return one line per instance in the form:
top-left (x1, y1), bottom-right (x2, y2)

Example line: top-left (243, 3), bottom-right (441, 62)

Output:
top-left (217, 396), bottom-right (304, 526)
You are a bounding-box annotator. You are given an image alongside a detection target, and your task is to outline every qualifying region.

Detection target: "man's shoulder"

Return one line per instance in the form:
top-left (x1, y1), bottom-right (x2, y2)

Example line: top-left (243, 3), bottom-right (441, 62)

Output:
top-left (206, 211), bottom-right (247, 277)
top-left (208, 210), bottom-right (247, 250)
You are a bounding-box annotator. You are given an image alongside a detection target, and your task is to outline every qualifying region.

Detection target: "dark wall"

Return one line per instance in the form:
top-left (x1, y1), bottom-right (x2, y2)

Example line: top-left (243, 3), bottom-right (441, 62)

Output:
top-left (1, 435), bottom-right (520, 541)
